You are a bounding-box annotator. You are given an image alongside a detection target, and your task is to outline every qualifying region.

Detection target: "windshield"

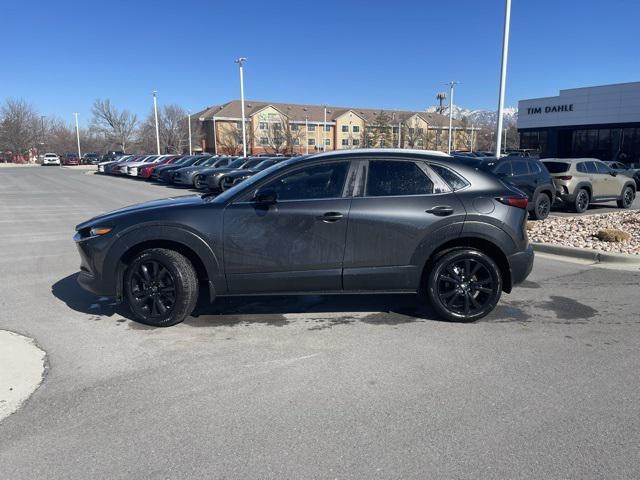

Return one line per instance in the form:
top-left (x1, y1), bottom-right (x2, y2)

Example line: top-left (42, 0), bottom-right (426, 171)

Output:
top-left (243, 159), bottom-right (263, 169)
top-left (254, 160), bottom-right (276, 170)
top-left (193, 156), bottom-right (211, 166)
top-left (543, 161), bottom-right (570, 173)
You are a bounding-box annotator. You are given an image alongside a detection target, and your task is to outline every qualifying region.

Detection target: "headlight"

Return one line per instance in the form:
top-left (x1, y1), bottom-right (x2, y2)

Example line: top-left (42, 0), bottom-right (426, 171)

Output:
top-left (89, 227), bottom-right (112, 236)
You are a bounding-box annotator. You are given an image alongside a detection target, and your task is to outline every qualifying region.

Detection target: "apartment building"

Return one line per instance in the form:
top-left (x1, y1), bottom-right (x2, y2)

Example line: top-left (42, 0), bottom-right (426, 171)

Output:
top-left (194, 100), bottom-right (472, 155)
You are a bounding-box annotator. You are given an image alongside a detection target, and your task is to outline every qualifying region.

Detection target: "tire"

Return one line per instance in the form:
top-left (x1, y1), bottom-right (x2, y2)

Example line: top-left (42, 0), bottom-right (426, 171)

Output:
top-left (193, 175), bottom-right (206, 189)
top-left (573, 188), bottom-right (589, 213)
top-left (124, 248), bottom-right (198, 327)
top-left (530, 192), bottom-right (551, 220)
top-left (424, 249), bottom-right (502, 322)
top-left (617, 186), bottom-right (635, 209)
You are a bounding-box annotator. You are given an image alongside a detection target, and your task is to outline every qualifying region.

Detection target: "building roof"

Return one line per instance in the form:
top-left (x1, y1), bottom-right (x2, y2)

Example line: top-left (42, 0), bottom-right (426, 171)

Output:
top-left (196, 100), bottom-right (458, 127)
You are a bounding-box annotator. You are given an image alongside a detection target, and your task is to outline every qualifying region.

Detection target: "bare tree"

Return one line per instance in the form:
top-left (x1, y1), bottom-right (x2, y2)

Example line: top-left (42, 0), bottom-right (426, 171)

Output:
top-left (0, 98), bottom-right (40, 159)
top-left (258, 114), bottom-right (303, 154)
top-left (90, 99), bottom-right (138, 152)
top-left (402, 118), bottom-right (428, 149)
top-left (369, 111), bottom-right (392, 147)
top-left (217, 121), bottom-right (251, 155)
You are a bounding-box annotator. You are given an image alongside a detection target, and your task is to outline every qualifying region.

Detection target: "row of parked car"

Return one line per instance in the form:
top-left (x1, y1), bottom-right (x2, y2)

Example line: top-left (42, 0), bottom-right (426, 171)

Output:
top-left (454, 153), bottom-right (639, 217)
top-left (96, 153), bottom-right (289, 193)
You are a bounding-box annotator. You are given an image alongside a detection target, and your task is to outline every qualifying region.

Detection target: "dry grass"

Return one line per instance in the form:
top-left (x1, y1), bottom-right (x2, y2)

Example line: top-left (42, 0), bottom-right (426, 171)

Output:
top-left (596, 229), bottom-right (632, 243)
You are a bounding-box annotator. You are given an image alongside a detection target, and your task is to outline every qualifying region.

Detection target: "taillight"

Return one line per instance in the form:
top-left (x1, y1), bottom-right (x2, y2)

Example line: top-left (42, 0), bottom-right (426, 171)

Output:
top-left (497, 196), bottom-right (528, 209)
top-left (554, 175), bottom-right (572, 181)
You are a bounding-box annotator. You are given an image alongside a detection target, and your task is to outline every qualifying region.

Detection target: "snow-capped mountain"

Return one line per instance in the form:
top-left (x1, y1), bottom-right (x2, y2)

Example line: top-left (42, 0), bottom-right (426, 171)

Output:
top-left (426, 105), bottom-right (518, 127)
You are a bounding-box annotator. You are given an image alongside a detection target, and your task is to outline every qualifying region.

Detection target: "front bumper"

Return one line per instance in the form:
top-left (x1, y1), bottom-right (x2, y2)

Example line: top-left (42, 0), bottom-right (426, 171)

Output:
top-left (508, 244), bottom-right (534, 289)
top-left (74, 233), bottom-right (116, 297)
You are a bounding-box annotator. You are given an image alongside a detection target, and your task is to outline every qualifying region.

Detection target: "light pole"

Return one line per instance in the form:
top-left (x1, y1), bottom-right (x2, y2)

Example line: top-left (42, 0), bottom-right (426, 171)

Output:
top-left (152, 90), bottom-right (161, 155)
top-left (40, 115), bottom-right (46, 156)
top-left (73, 113), bottom-right (82, 159)
top-left (187, 111), bottom-right (193, 155)
top-left (470, 124), bottom-right (475, 153)
top-left (305, 117), bottom-right (309, 155)
top-left (446, 81), bottom-right (458, 154)
top-left (495, 0), bottom-right (511, 157)
top-left (235, 57), bottom-right (248, 157)
top-left (323, 106), bottom-right (327, 152)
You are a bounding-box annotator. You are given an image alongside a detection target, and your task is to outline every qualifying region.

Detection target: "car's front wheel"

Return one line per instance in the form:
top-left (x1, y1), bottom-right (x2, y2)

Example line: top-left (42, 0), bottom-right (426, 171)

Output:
top-left (617, 186), bottom-right (635, 209)
top-left (193, 175), bottom-right (206, 189)
top-left (424, 249), bottom-right (502, 322)
top-left (530, 192), bottom-right (551, 220)
top-left (124, 248), bottom-right (198, 327)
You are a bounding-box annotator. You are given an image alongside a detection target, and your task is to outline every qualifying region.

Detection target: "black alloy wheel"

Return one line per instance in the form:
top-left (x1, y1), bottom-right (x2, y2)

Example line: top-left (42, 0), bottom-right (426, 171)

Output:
top-left (617, 186), bottom-right (635, 209)
top-left (531, 192), bottom-right (551, 220)
top-left (125, 248), bottom-right (198, 327)
top-left (426, 249), bottom-right (502, 322)
top-left (574, 189), bottom-right (589, 213)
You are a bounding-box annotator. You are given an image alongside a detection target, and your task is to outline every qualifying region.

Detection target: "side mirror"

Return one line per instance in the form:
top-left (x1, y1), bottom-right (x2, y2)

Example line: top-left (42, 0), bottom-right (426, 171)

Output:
top-left (610, 171), bottom-right (617, 176)
top-left (253, 188), bottom-right (277, 204)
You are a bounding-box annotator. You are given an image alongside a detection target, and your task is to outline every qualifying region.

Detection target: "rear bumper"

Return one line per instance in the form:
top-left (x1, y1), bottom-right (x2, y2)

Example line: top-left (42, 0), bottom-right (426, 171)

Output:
top-left (507, 244), bottom-right (534, 288)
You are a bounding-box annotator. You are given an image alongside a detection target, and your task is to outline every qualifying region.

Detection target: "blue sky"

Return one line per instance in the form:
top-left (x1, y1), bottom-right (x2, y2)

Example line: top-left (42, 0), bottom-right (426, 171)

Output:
top-left (2, 0), bottom-right (638, 125)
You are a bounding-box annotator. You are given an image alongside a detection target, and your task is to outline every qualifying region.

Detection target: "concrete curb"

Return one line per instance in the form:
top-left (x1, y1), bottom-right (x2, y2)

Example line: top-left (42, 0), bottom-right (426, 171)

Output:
top-left (532, 242), bottom-right (640, 265)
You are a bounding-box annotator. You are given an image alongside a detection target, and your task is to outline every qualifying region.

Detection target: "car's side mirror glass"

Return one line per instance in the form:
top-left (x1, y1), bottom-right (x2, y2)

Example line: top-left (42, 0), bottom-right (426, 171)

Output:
top-left (253, 188), bottom-right (277, 204)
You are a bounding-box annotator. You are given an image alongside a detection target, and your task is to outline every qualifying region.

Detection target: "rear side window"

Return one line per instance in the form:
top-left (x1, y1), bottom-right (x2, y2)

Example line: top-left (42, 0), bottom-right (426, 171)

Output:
top-left (512, 160), bottom-right (529, 176)
top-left (366, 161), bottom-right (433, 196)
top-left (429, 164), bottom-right (468, 191)
top-left (493, 161), bottom-right (512, 176)
top-left (528, 161), bottom-right (542, 174)
top-left (544, 162), bottom-right (570, 173)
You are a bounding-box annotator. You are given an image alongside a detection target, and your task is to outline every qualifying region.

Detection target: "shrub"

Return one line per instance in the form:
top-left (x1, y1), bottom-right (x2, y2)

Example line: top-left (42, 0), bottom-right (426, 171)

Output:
top-left (596, 228), bottom-right (631, 243)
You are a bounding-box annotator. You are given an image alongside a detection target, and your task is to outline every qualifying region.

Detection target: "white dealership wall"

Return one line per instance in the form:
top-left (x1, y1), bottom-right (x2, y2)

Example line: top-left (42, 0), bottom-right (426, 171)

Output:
top-left (518, 81), bottom-right (640, 129)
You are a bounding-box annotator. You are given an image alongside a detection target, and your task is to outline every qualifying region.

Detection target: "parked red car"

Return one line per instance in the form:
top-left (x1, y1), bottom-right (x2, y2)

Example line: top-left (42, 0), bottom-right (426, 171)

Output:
top-left (139, 155), bottom-right (182, 178)
top-left (62, 153), bottom-right (80, 166)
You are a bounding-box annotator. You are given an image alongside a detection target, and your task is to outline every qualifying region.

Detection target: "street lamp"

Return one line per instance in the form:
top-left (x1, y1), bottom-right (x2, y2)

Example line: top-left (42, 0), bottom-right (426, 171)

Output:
top-left (235, 57), bottom-right (248, 157)
top-left (494, 0), bottom-right (512, 157)
top-left (187, 111), bottom-right (193, 155)
top-left (40, 115), bottom-right (46, 155)
top-left (446, 81), bottom-right (459, 154)
top-left (73, 113), bottom-right (82, 159)
top-left (152, 91), bottom-right (161, 155)
top-left (305, 116), bottom-right (309, 155)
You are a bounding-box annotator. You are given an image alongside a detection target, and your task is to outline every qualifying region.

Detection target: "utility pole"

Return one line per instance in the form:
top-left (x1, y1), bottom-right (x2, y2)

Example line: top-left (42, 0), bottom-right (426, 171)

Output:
top-left (74, 113), bottom-right (82, 159)
top-left (152, 91), bottom-right (161, 155)
top-left (495, 0), bottom-right (512, 157)
top-left (446, 81), bottom-right (458, 154)
top-left (470, 124), bottom-right (475, 153)
top-left (305, 117), bottom-right (309, 155)
top-left (40, 115), bottom-right (46, 156)
top-left (235, 57), bottom-right (248, 157)
top-left (323, 106), bottom-right (327, 152)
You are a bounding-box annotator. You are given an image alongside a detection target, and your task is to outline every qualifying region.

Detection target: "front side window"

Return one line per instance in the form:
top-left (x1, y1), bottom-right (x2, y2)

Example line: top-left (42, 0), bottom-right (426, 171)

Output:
top-left (352, 125), bottom-right (360, 133)
top-left (595, 161), bottom-right (610, 174)
top-left (584, 161), bottom-right (598, 174)
top-left (366, 160), bottom-right (434, 197)
top-left (262, 162), bottom-right (349, 201)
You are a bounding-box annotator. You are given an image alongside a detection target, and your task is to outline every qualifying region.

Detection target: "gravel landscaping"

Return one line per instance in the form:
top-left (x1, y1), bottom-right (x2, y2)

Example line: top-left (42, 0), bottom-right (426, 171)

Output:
top-left (528, 210), bottom-right (640, 255)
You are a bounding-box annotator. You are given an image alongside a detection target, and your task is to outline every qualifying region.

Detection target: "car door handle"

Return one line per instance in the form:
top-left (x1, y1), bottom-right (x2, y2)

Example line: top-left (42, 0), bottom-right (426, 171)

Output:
top-left (425, 206), bottom-right (454, 216)
top-left (317, 212), bottom-right (344, 223)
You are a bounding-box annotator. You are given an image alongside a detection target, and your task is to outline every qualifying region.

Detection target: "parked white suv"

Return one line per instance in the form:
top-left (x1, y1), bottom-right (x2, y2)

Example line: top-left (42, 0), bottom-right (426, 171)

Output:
top-left (42, 153), bottom-right (61, 166)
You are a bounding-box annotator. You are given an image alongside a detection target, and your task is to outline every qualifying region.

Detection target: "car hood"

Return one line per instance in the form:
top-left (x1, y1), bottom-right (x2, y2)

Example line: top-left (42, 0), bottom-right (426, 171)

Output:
top-left (174, 166), bottom-right (203, 174)
top-left (201, 167), bottom-right (235, 176)
top-left (76, 195), bottom-right (206, 230)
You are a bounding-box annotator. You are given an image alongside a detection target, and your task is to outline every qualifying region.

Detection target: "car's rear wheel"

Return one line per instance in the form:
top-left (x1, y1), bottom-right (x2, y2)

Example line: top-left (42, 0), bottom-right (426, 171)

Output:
top-left (424, 249), bottom-right (502, 322)
top-left (124, 248), bottom-right (198, 327)
top-left (530, 192), bottom-right (551, 220)
top-left (617, 186), bottom-right (635, 209)
top-left (193, 175), bottom-right (206, 189)
top-left (573, 188), bottom-right (589, 213)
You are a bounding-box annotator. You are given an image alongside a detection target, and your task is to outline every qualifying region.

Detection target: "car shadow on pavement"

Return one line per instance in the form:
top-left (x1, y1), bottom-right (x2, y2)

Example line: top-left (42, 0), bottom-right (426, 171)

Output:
top-left (52, 273), bottom-right (440, 328)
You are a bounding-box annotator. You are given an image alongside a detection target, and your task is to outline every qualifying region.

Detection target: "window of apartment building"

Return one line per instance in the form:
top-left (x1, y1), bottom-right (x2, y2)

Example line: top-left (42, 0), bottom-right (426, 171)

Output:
top-left (409, 128), bottom-right (415, 135)
top-left (291, 124), bottom-right (299, 131)
top-left (342, 139), bottom-right (349, 146)
top-left (392, 126), bottom-right (399, 134)
top-left (294, 138), bottom-right (300, 145)
top-left (352, 139), bottom-right (360, 146)
top-left (308, 124), bottom-right (316, 132)
top-left (324, 125), bottom-right (331, 132)
top-left (236, 122), bottom-right (242, 129)
top-left (341, 125), bottom-right (349, 133)
top-left (259, 122), bottom-right (267, 130)
top-left (260, 137), bottom-right (268, 145)
top-left (417, 128), bottom-right (424, 134)
top-left (325, 139), bottom-right (331, 145)
top-left (352, 125), bottom-right (360, 133)
top-left (308, 138), bottom-right (316, 146)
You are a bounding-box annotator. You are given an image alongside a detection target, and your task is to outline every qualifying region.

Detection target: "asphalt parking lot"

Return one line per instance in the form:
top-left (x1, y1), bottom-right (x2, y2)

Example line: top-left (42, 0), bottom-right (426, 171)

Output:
top-left (1, 166), bottom-right (639, 479)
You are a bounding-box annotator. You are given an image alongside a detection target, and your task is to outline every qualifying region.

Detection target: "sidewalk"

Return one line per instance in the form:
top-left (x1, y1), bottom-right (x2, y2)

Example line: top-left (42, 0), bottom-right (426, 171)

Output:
top-left (0, 330), bottom-right (46, 422)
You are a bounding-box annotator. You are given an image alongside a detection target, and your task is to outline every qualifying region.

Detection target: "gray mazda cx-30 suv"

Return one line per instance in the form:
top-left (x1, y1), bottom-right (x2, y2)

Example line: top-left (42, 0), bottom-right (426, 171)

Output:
top-left (74, 149), bottom-right (534, 327)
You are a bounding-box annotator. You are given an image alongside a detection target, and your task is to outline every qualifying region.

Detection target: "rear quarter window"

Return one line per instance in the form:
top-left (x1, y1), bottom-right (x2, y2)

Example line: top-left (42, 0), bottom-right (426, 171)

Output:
top-left (543, 162), bottom-right (570, 173)
top-left (429, 164), bottom-right (468, 191)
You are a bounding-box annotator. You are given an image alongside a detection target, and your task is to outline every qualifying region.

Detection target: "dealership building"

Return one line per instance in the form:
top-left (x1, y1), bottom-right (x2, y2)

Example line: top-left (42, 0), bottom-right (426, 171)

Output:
top-left (518, 82), bottom-right (640, 166)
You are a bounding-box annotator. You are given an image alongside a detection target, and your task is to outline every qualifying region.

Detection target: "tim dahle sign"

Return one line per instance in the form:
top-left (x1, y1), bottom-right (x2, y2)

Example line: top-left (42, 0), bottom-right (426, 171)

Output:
top-left (527, 104), bottom-right (574, 115)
